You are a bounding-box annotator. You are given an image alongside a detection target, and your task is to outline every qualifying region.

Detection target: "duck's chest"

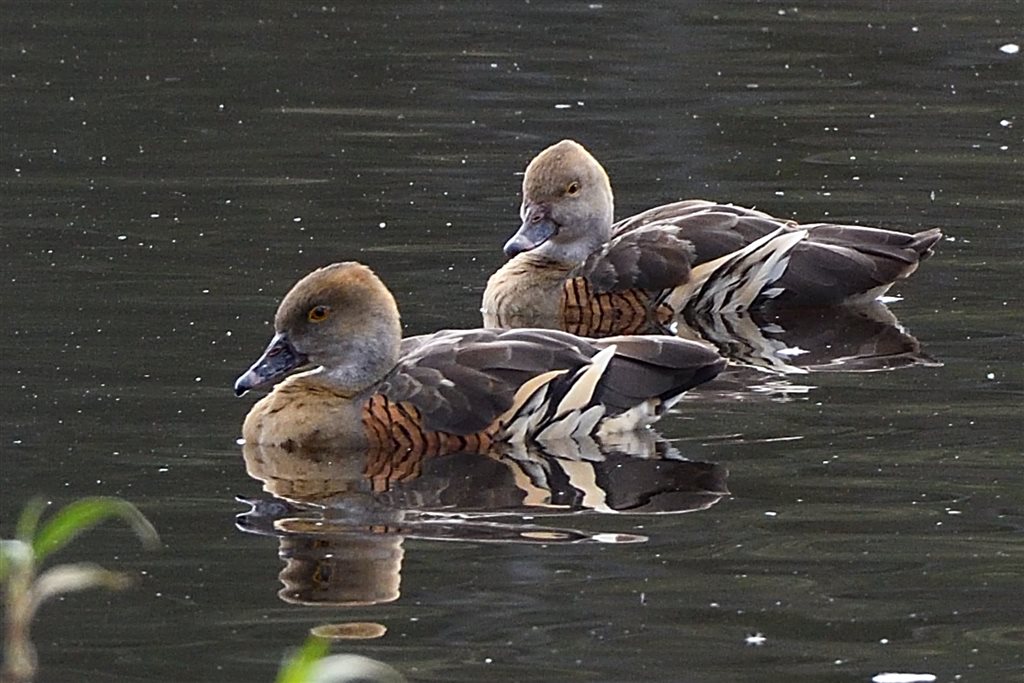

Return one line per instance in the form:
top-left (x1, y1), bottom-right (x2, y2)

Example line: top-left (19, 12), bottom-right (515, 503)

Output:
top-left (242, 380), bottom-right (368, 451)
top-left (482, 257), bottom-right (670, 336)
top-left (481, 257), bottom-right (570, 329)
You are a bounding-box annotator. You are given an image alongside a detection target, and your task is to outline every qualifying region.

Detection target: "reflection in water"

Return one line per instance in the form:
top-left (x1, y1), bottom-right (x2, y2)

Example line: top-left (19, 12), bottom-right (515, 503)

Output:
top-left (236, 436), bottom-right (727, 606)
top-left (240, 434), bottom-right (728, 513)
top-left (679, 301), bottom-right (939, 376)
top-left (484, 291), bottom-right (939, 399)
top-left (275, 531), bottom-right (402, 607)
top-left (310, 622), bottom-right (389, 640)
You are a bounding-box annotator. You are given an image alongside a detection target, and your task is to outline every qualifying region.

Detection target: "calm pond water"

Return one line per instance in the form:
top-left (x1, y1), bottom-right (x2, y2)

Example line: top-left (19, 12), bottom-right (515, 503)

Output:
top-left (2, 1), bottom-right (1021, 682)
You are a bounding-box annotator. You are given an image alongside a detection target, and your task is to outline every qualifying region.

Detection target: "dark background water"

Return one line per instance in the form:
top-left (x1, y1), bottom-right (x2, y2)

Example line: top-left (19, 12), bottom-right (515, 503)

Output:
top-left (2, 1), bottom-right (1021, 681)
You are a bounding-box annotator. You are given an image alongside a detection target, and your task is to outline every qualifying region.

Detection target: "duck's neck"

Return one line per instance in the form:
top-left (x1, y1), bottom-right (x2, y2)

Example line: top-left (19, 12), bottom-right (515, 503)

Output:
top-left (312, 314), bottom-right (402, 396)
top-left (321, 344), bottom-right (398, 397)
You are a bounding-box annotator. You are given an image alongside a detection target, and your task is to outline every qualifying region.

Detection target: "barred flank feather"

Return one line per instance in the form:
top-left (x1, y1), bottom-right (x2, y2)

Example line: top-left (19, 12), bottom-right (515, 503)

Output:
top-left (561, 277), bottom-right (675, 336)
top-left (362, 394), bottom-right (498, 461)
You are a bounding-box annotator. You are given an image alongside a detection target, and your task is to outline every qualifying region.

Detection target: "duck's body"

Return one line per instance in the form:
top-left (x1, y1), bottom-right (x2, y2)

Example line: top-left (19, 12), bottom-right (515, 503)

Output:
top-left (236, 263), bottom-right (726, 454)
top-left (482, 140), bottom-right (942, 337)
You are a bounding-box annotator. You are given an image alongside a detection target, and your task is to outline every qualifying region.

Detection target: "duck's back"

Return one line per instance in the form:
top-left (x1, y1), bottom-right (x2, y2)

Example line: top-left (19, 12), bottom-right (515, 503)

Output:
top-left (612, 200), bottom-right (788, 263)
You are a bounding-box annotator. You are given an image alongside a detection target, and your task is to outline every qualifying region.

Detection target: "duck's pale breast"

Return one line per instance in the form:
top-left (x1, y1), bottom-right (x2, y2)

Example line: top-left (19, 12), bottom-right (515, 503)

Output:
top-left (243, 378), bottom-right (502, 458)
top-left (482, 255), bottom-right (568, 329)
top-left (242, 378), bottom-right (369, 452)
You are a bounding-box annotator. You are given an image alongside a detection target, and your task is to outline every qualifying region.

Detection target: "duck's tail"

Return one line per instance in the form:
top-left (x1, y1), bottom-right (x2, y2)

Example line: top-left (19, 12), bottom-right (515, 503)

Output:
top-left (755, 225), bottom-right (944, 307)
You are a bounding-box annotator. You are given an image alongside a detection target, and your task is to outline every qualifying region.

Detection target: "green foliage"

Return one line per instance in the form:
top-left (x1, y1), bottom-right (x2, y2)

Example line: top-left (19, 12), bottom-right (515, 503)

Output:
top-left (2, 496), bottom-right (160, 682)
top-left (29, 496), bottom-right (160, 562)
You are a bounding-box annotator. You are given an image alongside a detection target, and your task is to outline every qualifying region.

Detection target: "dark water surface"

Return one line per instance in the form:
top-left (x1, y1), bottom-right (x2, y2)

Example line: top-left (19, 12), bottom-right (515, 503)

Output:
top-left (2, 2), bottom-right (1021, 682)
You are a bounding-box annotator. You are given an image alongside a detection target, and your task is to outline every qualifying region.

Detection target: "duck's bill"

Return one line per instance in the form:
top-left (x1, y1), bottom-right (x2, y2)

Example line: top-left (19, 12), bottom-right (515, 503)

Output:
top-left (234, 332), bottom-right (309, 396)
top-left (504, 205), bottom-right (557, 257)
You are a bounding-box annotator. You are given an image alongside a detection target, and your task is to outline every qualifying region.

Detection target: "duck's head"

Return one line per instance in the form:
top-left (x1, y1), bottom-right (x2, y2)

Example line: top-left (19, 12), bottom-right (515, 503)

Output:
top-left (234, 262), bottom-right (402, 396)
top-left (503, 139), bottom-right (615, 264)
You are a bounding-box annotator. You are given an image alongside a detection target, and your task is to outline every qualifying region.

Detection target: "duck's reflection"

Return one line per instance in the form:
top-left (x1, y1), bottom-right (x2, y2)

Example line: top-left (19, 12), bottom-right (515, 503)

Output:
top-left (236, 436), bottom-right (728, 606)
top-left (681, 302), bottom-right (939, 377)
top-left (483, 297), bottom-right (938, 399)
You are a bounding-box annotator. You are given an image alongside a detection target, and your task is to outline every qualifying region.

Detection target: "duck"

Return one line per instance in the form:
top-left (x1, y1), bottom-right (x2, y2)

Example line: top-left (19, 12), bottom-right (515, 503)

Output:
top-left (234, 262), bottom-right (726, 454)
top-left (482, 139), bottom-right (943, 336)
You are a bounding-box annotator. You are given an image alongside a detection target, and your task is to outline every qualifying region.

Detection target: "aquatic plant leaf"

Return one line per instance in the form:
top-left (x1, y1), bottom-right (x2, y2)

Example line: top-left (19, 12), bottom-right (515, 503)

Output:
top-left (1, 539), bottom-right (34, 583)
top-left (275, 635), bottom-right (329, 683)
top-left (29, 563), bottom-right (134, 614)
top-left (15, 497), bottom-right (48, 545)
top-left (32, 497), bottom-right (160, 563)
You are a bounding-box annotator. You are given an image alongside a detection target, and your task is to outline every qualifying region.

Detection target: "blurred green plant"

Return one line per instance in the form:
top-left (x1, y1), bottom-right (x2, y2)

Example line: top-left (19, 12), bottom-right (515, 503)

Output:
top-left (275, 635), bottom-right (406, 683)
top-left (275, 635), bottom-right (330, 683)
top-left (1, 496), bottom-right (159, 683)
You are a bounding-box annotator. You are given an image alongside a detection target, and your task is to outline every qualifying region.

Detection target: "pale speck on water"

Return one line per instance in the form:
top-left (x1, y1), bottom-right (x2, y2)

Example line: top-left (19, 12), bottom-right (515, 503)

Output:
top-left (872, 674), bottom-right (937, 683)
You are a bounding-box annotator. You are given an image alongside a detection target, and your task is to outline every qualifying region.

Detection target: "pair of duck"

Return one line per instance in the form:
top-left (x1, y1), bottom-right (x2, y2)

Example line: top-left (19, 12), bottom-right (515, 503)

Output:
top-left (235, 140), bottom-right (942, 454)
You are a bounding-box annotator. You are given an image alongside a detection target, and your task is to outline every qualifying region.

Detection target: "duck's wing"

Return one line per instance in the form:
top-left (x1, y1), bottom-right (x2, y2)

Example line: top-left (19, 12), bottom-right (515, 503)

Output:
top-left (379, 329), bottom-right (724, 436)
top-left (613, 201), bottom-right (942, 306)
top-left (577, 224), bottom-right (695, 294)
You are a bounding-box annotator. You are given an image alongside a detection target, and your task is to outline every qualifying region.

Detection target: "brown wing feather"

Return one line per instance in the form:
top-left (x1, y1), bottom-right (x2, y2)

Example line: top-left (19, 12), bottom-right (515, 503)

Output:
top-left (579, 225), bottom-right (695, 293)
top-left (767, 226), bottom-right (942, 305)
top-left (613, 202), bottom-right (796, 264)
top-left (592, 336), bottom-right (725, 409)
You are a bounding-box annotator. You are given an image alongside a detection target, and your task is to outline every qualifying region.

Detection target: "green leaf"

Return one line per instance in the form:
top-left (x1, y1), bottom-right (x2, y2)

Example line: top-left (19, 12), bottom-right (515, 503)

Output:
top-left (15, 497), bottom-right (49, 544)
top-left (32, 497), bottom-right (160, 563)
top-left (276, 635), bottom-right (329, 683)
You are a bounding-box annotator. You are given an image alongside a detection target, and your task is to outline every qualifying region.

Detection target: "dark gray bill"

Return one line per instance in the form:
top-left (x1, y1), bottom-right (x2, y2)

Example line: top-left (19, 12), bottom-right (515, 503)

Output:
top-left (504, 205), bottom-right (558, 257)
top-left (234, 332), bottom-right (309, 396)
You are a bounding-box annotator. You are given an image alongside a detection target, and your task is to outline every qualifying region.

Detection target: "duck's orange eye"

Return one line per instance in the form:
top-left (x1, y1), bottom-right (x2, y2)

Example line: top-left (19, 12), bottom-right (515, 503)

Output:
top-left (565, 181), bottom-right (581, 196)
top-left (307, 305), bottom-right (330, 322)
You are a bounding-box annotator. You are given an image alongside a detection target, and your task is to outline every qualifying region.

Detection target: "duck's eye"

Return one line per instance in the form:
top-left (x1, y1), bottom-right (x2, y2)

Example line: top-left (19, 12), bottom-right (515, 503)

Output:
top-left (307, 305), bottom-right (330, 323)
top-left (565, 181), bottom-right (581, 196)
